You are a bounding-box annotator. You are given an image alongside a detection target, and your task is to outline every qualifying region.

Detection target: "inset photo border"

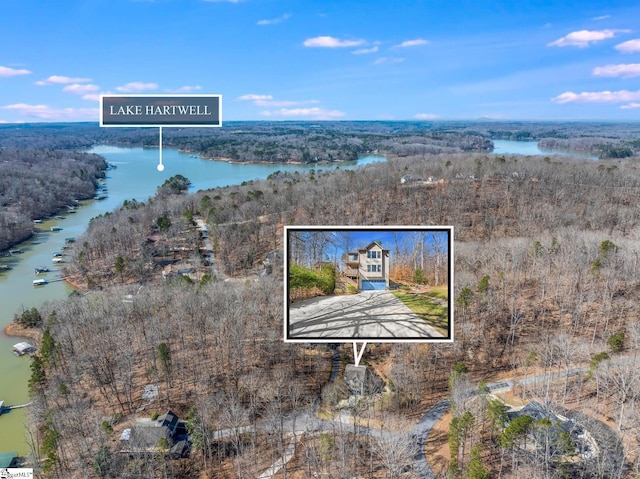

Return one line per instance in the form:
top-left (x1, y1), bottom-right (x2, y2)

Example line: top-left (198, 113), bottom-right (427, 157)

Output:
top-left (284, 226), bottom-right (454, 343)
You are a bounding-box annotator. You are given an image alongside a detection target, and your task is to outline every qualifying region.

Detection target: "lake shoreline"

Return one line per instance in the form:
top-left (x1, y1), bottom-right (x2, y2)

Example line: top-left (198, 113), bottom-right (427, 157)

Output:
top-left (3, 321), bottom-right (41, 343)
top-left (145, 145), bottom-right (377, 166)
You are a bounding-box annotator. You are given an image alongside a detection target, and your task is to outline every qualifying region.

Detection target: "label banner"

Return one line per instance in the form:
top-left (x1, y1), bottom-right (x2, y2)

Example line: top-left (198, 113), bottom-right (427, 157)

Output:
top-left (100, 94), bottom-right (221, 127)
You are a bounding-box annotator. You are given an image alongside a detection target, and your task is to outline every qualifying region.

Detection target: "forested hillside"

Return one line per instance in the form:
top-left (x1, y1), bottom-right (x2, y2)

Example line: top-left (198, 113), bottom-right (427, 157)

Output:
top-left (0, 148), bottom-right (105, 250)
top-left (22, 143), bottom-right (639, 478)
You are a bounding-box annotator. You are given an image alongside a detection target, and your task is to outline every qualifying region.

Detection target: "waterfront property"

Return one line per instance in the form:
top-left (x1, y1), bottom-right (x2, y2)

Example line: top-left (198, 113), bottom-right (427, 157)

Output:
top-left (344, 241), bottom-right (390, 291)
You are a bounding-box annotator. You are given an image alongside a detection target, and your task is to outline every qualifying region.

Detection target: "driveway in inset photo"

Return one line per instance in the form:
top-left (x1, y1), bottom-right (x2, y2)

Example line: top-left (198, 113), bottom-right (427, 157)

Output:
top-left (288, 290), bottom-right (446, 340)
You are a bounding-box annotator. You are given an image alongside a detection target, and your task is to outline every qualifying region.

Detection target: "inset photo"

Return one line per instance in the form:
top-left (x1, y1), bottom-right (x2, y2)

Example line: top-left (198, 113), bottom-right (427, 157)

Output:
top-left (284, 226), bottom-right (453, 342)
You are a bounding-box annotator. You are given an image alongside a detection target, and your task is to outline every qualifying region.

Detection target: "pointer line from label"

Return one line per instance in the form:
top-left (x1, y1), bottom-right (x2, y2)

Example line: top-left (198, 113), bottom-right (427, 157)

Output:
top-left (157, 127), bottom-right (165, 172)
top-left (353, 341), bottom-right (367, 367)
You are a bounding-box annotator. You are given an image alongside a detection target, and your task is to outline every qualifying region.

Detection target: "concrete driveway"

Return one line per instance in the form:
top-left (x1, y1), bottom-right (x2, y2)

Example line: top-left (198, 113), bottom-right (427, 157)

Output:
top-left (288, 290), bottom-right (446, 340)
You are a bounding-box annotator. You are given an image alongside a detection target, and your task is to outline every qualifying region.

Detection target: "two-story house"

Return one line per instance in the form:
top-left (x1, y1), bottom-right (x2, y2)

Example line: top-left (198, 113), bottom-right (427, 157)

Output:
top-left (345, 241), bottom-right (390, 290)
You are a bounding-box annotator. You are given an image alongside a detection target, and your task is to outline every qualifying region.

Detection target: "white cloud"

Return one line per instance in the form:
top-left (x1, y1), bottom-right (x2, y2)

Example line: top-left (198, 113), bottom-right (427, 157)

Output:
top-left (257, 99), bottom-right (319, 107)
top-left (593, 15), bottom-right (611, 20)
top-left (396, 38), bottom-right (429, 48)
top-left (0, 66), bottom-right (31, 77)
top-left (548, 29), bottom-right (628, 48)
top-left (373, 57), bottom-right (404, 65)
top-left (615, 39), bottom-right (640, 53)
top-left (621, 102), bottom-right (640, 109)
top-left (115, 81), bottom-right (158, 92)
top-left (257, 13), bottom-right (291, 25)
top-left (593, 64), bottom-right (640, 78)
top-left (239, 94), bottom-right (318, 107)
top-left (238, 94), bottom-right (273, 101)
top-left (35, 75), bottom-right (90, 85)
top-left (415, 113), bottom-right (439, 120)
top-left (165, 85), bottom-right (203, 93)
top-left (82, 94), bottom-right (101, 102)
top-left (260, 107), bottom-right (345, 119)
top-left (352, 46), bottom-right (379, 55)
top-left (2, 103), bottom-right (98, 120)
top-left (303, 36), bottom-right (365, 48)
top-left (552, 89), bottom-right (640, 104)
top-left (62, 83), bottom-right (101, 94)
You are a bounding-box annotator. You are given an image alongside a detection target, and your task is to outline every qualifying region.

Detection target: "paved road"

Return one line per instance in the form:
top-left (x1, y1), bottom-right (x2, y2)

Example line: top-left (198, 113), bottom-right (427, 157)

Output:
top-left (412, 400), bottom-right (450, 479)
top-left (409, 369), bottom-right (592, 478)
top-left (289, 291), bottom-right (445, 339)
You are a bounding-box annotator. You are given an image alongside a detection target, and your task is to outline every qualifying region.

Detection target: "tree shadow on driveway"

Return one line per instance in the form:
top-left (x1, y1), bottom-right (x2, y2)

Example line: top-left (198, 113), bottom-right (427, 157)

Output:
top-left (288, 291), bottom-right (448, 340)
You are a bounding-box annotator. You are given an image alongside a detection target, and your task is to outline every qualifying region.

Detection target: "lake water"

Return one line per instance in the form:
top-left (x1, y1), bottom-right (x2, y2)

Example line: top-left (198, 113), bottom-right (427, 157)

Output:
top-left (0, 147), bottom-right (385, 455)
top-left (492, 139), bottom-right (598, 160)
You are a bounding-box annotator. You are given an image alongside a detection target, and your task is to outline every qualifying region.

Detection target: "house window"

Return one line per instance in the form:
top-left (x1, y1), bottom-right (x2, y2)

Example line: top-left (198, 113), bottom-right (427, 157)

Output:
top-left (367, 251), bottom-right (371, 258)
top-left (377, 251), bottom-right (381, 258)
top-left (377, 264), bottom-right (381, 272)
top-left (367, 265), bottom-right (371, 272)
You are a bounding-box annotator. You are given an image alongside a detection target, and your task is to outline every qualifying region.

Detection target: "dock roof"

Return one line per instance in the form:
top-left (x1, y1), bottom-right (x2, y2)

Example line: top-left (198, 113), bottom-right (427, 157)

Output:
top-left (0, 451), bottom-right (17, 467)
top-left (13, 342), bottom-right (35, 354)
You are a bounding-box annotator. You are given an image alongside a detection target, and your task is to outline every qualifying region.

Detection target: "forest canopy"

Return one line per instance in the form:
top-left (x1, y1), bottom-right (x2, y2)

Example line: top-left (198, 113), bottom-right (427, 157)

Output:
top-left (0, 147), bottom-right (106, 250)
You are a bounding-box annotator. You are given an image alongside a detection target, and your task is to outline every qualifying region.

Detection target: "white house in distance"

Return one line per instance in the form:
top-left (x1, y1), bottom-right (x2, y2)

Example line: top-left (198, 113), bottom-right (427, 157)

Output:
top-left (345, 241), bottom-right (390, 290)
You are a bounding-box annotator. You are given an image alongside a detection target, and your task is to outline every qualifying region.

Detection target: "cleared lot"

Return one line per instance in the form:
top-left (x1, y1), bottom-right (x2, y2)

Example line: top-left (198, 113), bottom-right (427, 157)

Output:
top-left (288, 290), bottom-right (447, 340)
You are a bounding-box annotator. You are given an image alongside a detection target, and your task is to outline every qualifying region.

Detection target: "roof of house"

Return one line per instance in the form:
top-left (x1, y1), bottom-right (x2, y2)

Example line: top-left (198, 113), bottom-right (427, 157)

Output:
top-left (348, 241), bottom-right (390, 255)
top-left (359, 241), bottom-right (389, 253)
top-left (120, 426), bottom-right (170, 452)
top-left (515, 401), bottom-right (550, 421)
top-left (401, 174), bottom-right (424, 183)
top-left (134, 426), bottom-right (170, 448)
top-left (170, 439), bottom-right (190, 458)
top-left (156, 410), bottom-right (179, 433)
top-left (0, 451), bottom-right (17, 468)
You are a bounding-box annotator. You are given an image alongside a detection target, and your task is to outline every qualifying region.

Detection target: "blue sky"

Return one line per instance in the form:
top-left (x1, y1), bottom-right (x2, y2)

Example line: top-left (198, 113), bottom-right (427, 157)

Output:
top-left (1, 0), bottom-right (639, 122)
top-left (323, 229), bottom-right (449, 262)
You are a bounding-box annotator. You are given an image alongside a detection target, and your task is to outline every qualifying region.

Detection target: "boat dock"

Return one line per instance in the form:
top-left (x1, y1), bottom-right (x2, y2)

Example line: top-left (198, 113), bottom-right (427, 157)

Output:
top-left (32, 277), bottom-right (67, 287)
top-left (0, 400), bottom-right (32, 415)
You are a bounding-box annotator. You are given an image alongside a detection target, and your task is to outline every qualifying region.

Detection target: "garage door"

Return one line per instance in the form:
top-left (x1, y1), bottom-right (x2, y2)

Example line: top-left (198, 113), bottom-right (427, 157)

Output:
top-left (361, 280), bottom-right (386, 290)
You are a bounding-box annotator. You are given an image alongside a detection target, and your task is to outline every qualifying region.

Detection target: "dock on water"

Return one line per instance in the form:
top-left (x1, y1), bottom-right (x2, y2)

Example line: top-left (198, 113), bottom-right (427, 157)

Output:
top-left (0, 400), bottom-right (32, 415)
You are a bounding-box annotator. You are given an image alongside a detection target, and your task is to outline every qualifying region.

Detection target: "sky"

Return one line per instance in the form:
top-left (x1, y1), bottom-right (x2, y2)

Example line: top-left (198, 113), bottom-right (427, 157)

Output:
top-left (1, 0), bottom-right (639, 123)
top-left (346, 230), bottom-right (449, 256)
top-left (308, 229), bottom-right (450, 264)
